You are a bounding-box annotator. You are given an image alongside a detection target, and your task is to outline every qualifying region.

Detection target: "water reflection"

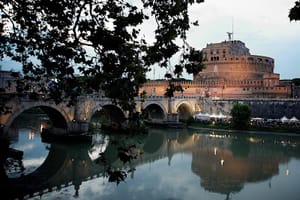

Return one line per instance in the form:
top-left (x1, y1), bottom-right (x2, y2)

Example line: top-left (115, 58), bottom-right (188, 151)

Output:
top-left (1, 118), bottom-right (300, 199)
top-left (192, 134), bottom-right (289, 197)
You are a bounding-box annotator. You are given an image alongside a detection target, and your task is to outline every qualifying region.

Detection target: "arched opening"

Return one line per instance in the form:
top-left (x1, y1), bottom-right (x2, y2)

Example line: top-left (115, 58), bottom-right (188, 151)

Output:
top-left (90, 105), bottom-right (125, 129)
top-left (177, 103), bottom-right (193, 121)
top-left (143, 132), bottom-right (164, 154)
top-left (143, 104), bottom-right (165, 120)
top-left (5, 106), bottom-right (68, 178)
top-left (9, 106), bottom-right (68, 131)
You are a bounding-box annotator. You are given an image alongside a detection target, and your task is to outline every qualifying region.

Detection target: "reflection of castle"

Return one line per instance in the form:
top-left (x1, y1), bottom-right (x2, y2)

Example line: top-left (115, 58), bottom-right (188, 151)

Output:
top-left (140, 38), bottom-right (291, 98)
top-left (191, 135), bottom-right (289, 196)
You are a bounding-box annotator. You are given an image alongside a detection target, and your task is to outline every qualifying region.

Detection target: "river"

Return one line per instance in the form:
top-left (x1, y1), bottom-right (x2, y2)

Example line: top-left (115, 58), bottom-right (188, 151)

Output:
top-left (1, 113), bottom-right (300, 200)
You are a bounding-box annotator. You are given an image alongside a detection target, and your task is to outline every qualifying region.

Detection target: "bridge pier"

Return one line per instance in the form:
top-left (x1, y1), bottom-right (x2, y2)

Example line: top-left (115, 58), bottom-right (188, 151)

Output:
top-left (67, 121), bottom-right (89, 133)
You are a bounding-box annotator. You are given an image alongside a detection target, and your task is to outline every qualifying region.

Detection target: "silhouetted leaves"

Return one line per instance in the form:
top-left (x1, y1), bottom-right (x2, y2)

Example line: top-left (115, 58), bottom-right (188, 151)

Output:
top-left (96, 137), bottom-right (140, 185)
top-left (0, 0), bottom-right (205, 111)
top-left (289, 1), bottom-right (300, 21)
top-left (118, 145), bottom-right (138, 164)
top-left (106, 167), bottom-right (127, 185)
top-left (164, 82), bottom-right (183, 98)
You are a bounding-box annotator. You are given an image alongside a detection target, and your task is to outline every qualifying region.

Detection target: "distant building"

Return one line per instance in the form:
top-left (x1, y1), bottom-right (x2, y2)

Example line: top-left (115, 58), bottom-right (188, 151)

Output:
top-left (0, 70), bottom-right (20, 93)
top-left (140, 38), bottom-right (291, 99)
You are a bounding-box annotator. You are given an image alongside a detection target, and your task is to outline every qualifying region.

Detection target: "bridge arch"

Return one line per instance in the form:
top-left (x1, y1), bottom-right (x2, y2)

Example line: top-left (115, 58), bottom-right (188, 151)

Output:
top-left (143, 131), bottom-right (165, 154)
top-left (142, 102), bottom-right (166, 120)
top-left (89, 104), bottom-right (126, 124)
top-left (175, 101), bottom-right (194, 121)
top-left (5, 103), bottom-right (70, 131)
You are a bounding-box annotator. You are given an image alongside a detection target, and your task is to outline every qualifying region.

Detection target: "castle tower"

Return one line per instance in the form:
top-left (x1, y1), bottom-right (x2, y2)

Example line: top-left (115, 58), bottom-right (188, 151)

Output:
top-left (194, 39), bottom-right (276, 83)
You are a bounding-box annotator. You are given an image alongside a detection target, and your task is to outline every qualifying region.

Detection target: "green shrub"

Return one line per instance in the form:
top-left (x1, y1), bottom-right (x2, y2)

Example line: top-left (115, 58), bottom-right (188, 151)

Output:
top-left (230, 103), bottom-right (251, 130)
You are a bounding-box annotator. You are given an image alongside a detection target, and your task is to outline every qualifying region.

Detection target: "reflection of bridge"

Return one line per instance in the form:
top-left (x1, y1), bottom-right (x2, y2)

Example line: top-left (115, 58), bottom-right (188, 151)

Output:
top-left (3, 130), bottom-right (198, 199)
top-left (3, 130), bottom-right (295, 199)
top-left (0, 94), bottom-right (202, 133)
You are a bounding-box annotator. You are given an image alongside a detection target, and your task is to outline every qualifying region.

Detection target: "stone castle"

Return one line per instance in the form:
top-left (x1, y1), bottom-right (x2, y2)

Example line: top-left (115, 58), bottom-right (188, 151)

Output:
top-left (140, 38), bottom-right (291, 99)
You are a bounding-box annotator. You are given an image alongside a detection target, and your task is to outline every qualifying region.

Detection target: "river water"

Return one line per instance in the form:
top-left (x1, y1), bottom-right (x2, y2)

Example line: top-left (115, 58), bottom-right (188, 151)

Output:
top-left (1, 113), bottom-right (300, 200)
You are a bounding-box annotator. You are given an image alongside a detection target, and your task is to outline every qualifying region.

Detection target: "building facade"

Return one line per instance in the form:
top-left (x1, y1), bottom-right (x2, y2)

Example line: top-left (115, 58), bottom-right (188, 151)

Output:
top-left (140, 39), bottom-right (291, 99)
top-left (0, 70), bottom-right (20, 93)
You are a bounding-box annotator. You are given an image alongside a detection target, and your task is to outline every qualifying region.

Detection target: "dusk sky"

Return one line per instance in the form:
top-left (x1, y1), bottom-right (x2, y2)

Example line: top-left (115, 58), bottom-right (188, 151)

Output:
top-left (1, 0), bottom-right (299, 81)
top-left (147, 0), bottom-right (300, 80)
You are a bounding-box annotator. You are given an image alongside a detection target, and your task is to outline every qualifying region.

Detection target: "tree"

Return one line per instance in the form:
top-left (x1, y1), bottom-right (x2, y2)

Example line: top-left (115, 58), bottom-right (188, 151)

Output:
top-left (289, 1), bottom-right (300, 21)
top-left (230, 103), bottom-right (251, 130)
top-left (0, 0), bottom-right (205, 113)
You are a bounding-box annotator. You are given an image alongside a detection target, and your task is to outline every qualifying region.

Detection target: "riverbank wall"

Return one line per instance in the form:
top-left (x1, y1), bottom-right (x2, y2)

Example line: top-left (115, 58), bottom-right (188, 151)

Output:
top-left (199, 98), bottom-right (300, 119)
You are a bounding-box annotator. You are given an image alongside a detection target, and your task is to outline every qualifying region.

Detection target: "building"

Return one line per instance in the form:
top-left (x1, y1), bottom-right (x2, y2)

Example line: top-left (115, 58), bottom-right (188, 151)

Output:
top-left (0, 70), bottom-right (20, 93)
top-left (140, 38), bottom-right (291, 99)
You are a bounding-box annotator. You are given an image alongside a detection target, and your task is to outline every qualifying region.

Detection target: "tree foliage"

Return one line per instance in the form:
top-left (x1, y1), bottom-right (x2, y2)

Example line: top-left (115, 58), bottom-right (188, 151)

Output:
top-left (0, 0), bottom-right (205, 112)
top-left (230, 103), bottom-right (251, 130)
top-left (164, 81), bottom-right (184, 98)
top-left (289, 1), bottom-right (300, 21)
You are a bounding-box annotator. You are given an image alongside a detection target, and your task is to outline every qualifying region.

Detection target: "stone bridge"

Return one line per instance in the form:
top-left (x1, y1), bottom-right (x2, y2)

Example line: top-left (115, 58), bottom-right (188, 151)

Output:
top-left (0, 93), bottom-right (202, 133)
top-left (2, 93), bottom-right (300, 134)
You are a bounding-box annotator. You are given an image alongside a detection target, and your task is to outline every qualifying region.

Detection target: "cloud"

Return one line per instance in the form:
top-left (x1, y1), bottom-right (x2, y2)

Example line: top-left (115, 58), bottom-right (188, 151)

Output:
top-left (184, 0), bottom-right (300, 79)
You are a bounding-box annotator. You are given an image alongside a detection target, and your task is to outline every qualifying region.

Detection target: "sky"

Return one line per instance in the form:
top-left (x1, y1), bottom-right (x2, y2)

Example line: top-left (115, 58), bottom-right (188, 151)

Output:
top-left (1, 0), bottom-right (300, 80)
top-left (147, 0), bottom-right (300, 80)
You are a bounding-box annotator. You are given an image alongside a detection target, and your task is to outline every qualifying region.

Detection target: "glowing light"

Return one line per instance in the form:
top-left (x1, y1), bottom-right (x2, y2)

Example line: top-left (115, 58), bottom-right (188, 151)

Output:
top-left (28, 129), bottom-right (35, 140)
top-left (285, 169), bottom-right (290, 176)
top-left (214, 147), bottom-right (217, 155)
top-left (220, 159), bottom-right (224, 166)
top-left (40, 124), bottom-right (44, 132)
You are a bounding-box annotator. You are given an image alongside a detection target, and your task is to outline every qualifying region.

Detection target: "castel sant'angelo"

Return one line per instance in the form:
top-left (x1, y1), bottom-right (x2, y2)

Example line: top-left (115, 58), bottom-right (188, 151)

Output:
top-left (140, 35), bottom-right (291, 99)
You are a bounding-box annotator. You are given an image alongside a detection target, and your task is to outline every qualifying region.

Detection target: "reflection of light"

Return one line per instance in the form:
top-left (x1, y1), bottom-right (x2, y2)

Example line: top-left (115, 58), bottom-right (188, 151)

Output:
top-left (248, 137), bottom-right (261, 143)
top-left (285, 169), bottom-right (290, 176)
top-left (220, 159), bottom-right (224, 166)
top-left (28, 129), bottom-right (35, 140)
top-left (40, 124), bottom-right (44, 132)
top-left (209, 134), bottom-right (226, 139)
top-left (214, 147), bottom-right (217, 155)
top-left (285, 163), bottom-right (290, 176)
